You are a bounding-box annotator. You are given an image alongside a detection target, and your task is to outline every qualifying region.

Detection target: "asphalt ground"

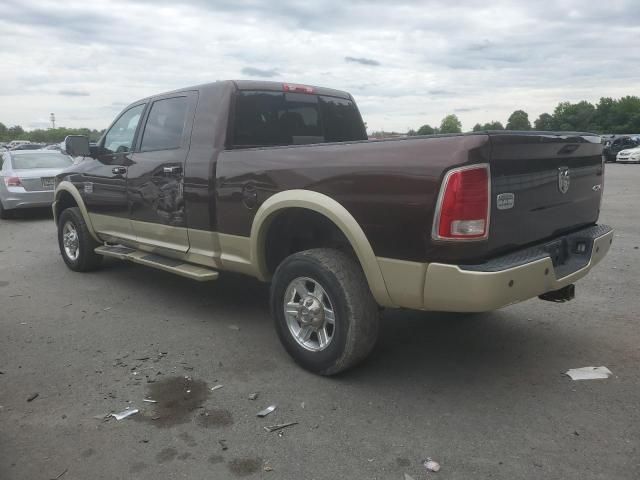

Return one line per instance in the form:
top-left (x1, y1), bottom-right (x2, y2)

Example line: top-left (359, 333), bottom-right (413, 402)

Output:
top-left (1, 164), bottom-right (638, 480)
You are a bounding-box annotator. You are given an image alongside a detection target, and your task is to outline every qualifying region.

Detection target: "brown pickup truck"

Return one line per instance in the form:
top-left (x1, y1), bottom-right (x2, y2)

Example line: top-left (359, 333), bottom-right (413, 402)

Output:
top-left (54, 80), bottom-right (613, 374)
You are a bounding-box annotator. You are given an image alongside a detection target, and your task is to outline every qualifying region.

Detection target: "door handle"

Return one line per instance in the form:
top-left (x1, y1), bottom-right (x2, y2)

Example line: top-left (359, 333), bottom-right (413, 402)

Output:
top-left (112, 166), bottom-right (127, 175)
top-left (163, 166), bottom-right (183, 175)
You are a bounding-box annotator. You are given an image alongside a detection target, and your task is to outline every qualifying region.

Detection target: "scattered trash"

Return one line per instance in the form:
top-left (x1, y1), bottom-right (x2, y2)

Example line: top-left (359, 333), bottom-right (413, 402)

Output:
top-left (135, 356), bottom-right (150, 361)
top-left (404, 474), bottom-right (416, 480)
top-left (62, 303), bottom-right (72, 308)
top-left (263, 422), bottom-right (297, 432)
top-left (103, 307), bottom-right (112, 311)
top-left (565, 366), bottom-right (613, 380)
top-left (423, 458), bottom-right (441, 472)
top-left (264, 464), bottom-right (273, 472)
top-left (277, 431), bottom-right (285, 438)
top-left (211, 385), bottom-right (224, 392)
top-left (111, 408), bottom-right (139, 420)
top-left (20, 322), bottom-right (27, 325)
top-left (218, 439), bottom-right (228, 451)
top-left (248, 392), bottom-right (259, 400)
top-left (51, 467), bottom-right (68, 479)
top-left (143, 398), bottom-right (157, 403)
top-left (228, 324), bottom-right (241, 331)
top-left (257, 405), bottom-right (277, 417)
top-left (27, 393), bottom-right (39, 402)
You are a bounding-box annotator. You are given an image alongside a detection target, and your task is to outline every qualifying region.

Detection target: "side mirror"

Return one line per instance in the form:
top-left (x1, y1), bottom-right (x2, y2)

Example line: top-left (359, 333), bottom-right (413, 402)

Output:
top-left (64, 135), bottom-right (90, 157)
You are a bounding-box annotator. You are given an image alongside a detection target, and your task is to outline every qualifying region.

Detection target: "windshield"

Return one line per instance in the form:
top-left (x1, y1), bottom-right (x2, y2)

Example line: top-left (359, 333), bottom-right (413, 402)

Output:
top-left (12, 152), bottom-right (73, 169)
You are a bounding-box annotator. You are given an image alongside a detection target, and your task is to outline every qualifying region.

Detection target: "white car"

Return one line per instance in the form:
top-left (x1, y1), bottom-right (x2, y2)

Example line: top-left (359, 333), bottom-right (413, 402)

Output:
top-left (616, 146), bottom-right (640, 163)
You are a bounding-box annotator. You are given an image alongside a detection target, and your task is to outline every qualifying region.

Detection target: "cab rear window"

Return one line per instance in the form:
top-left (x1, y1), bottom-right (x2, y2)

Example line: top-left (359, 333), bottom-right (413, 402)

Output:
top-left (231, 90), bottom-right (367, 148)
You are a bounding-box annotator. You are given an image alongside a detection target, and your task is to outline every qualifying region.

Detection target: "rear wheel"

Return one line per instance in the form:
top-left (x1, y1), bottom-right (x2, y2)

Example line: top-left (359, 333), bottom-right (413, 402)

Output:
top-left (57, 207), bottom-right (103, 272)
top-left (270, 248), bottom-right (379, 375)
top-left (0, 201), bottom-right (13, 219)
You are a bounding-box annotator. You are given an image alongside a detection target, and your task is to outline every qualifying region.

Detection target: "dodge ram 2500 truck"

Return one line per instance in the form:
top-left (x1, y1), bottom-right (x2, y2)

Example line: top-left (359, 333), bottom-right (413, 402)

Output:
top-left (54, 80), bottom-right (613, 375)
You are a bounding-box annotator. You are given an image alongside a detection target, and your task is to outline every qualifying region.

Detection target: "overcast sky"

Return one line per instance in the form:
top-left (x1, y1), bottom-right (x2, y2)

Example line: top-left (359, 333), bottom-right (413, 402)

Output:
top-left (1, 0), bottom-right (638, 133)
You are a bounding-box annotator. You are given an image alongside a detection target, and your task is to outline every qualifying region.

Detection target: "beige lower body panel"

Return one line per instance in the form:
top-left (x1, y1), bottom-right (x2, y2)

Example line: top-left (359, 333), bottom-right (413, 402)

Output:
top-left (378, 229), bottom-right (614, 312)
top-left (90, 215), bottom-right (253, 276)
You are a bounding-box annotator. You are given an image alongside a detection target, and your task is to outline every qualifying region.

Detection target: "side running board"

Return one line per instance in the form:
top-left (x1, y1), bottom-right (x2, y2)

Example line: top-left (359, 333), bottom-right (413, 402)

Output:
top-left (95, 245), bottom-right (219, 282)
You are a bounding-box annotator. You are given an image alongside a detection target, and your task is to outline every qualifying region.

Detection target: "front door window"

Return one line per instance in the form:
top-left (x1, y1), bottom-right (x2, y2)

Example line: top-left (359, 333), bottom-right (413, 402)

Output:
top-left (103, 104), bottom-right (145, 154)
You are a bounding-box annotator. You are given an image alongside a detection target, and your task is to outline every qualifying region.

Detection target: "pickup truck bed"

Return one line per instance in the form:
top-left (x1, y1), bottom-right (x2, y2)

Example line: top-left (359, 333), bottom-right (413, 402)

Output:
top-left (53, 80), bottom-right (613, 374)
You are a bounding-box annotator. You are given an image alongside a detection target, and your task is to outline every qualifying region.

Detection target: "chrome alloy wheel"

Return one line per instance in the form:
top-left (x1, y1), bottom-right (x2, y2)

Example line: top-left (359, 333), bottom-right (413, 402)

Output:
top-left (284, 276), bottom-right (336, 352)
top-left (62, 221), bottom-right (80, 261)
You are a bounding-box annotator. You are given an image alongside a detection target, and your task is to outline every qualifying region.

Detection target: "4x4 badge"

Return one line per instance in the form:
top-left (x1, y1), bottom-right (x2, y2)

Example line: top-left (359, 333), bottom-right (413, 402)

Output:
top-left (558, 167), bottom-right (570, 194)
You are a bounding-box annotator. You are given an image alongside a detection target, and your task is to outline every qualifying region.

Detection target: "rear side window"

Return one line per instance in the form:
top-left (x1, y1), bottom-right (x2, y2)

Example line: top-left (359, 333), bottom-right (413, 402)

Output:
top-left (140, 96), bottom-right (189, 151)
top-left (232, 90), bottom-right (366, 148)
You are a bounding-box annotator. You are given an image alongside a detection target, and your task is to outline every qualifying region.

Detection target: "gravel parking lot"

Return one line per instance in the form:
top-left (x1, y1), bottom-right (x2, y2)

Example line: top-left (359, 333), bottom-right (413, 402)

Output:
top-left (1, 164), bottom-right (638, 480)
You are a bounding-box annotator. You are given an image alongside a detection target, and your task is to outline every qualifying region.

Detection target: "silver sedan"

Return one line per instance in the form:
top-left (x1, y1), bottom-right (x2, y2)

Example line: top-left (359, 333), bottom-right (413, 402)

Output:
top-left (0, 150), bottom-right (74, 219)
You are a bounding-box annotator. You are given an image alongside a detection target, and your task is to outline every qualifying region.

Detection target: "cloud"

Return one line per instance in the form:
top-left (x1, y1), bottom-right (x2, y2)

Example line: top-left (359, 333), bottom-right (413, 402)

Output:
top-left (59, 90), bottom-right (90, 97)
top-left (241, 67), bottom-right (280, 78)
top-left (345, 56), bottom-right (380, 66)
top-left (0, 0), bottom-right (638, 133)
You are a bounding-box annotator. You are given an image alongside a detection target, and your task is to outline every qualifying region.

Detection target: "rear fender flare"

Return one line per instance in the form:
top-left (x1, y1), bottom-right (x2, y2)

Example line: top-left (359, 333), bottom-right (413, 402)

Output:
top-left (249, 189), bottom-right (395, 307)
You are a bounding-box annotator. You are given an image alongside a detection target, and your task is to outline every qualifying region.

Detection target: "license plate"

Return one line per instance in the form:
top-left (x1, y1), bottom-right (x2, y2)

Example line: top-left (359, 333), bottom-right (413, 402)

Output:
top-left (41, 177), bottom-right (55, 189)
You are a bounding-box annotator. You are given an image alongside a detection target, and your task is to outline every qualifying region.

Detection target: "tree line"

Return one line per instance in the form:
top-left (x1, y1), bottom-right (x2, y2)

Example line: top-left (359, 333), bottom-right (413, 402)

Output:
top-left (409, 96), bottom-right (640, 135)
top-left (3, 95), bottom-right (639, 143)
top-left (0, 122), bottom-right (104, 143)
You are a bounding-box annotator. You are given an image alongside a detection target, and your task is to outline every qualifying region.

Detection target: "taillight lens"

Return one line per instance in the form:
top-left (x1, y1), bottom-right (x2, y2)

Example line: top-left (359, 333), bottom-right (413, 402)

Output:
top-left (433, 164), bottom-right (490, 240)
top-left (4, 176), bottom-right (22, 187)
top-left (283, 83), bottom-right (314, 94)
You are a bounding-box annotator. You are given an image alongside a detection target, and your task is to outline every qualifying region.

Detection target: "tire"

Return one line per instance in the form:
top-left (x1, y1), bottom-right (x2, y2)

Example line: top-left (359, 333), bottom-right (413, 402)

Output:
top-left (0, 200), bottom-right (13, 219)
top-left (270, 248), bottom-right (379, 375)
top-left (57, 207), bottom-right (103, 272)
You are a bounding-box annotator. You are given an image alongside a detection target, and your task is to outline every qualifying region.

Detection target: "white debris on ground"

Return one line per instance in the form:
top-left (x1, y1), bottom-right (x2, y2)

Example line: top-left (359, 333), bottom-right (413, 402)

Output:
top-left (565, 366), bottom-right (613, 380)
top-left (423, 457), bottom-right (441, 472)
top-left (111, 408), bottom-right (139, 420)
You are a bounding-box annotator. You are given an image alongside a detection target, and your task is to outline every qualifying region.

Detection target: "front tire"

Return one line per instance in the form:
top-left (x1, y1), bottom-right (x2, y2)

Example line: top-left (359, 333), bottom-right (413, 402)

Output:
top-left (270, 248), bottom-right (379, 375)
top-left (57, 207), bottom-right (103, 272)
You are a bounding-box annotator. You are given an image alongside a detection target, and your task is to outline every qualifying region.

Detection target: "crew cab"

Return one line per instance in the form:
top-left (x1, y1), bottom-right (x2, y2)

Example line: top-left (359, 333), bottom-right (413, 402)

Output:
top-left (53, 80), bottom-right (613, 375)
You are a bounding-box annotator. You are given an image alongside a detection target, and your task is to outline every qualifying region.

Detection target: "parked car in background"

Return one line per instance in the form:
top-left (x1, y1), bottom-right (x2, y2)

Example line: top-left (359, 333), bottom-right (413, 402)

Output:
top-left (10, 143), bottom-right (46, 151)
top-left (0, 150), bottom-right (73, 218)
top-left (6, 140), bottom-right (31, 149)
top-left (616, 145), bottom-right (640, 163)
top-left (603, 136), bottom-right (639, 162)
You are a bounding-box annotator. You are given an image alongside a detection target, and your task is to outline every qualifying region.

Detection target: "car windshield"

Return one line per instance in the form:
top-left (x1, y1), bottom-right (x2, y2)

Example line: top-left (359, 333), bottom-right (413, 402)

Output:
top-left (12, 152), bottom-right (73, 169)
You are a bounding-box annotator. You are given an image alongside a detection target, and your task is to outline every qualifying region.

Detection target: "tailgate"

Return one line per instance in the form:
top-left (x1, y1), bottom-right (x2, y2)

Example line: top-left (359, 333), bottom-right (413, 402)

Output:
top-left (488, 132), bottom-right (604, 253)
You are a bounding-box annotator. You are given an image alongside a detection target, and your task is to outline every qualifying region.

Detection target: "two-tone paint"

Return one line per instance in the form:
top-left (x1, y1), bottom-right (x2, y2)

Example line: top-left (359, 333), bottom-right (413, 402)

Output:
top-left (54, 80), bottom-right (612, 311)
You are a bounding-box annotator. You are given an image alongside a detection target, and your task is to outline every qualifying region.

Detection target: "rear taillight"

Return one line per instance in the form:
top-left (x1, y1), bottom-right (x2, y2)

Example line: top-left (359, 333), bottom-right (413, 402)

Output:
top-left (283, 83), bottom-right (314, 94)
top-left (4, 176), bottom-right (22, 187)
top-left (432, 164), bottom-right (490, 241)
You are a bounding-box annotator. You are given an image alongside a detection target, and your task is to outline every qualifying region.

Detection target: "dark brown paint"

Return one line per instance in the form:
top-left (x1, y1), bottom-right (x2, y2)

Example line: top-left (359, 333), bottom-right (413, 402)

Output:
top-left (58, 80), bottom-right (604, 265)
